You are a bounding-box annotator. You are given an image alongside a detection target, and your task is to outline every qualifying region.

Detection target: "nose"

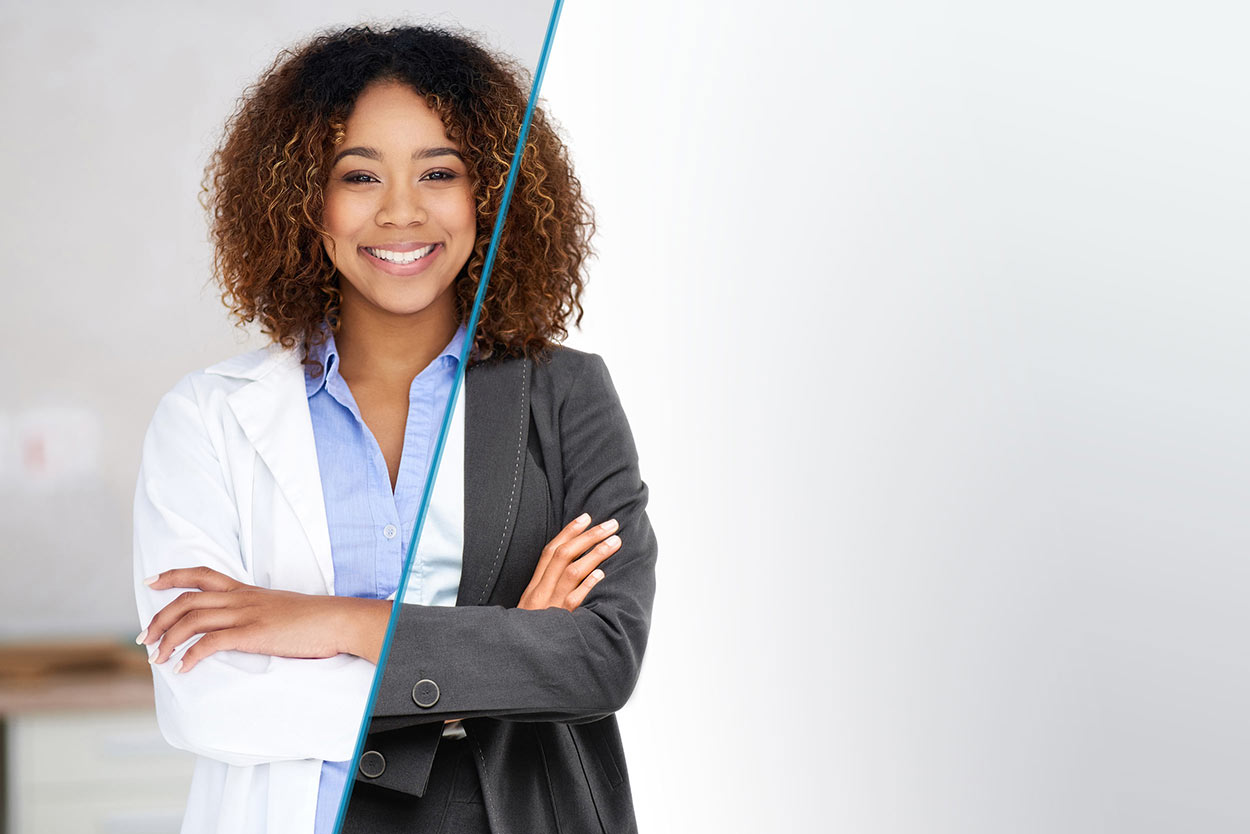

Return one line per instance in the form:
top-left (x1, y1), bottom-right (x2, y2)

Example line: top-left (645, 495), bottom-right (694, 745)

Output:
top-left (375, 180), bottom-right (428, 227)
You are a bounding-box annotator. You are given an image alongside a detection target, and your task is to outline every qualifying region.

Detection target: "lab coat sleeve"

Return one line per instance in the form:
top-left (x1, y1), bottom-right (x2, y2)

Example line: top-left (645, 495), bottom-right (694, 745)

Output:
top-left (368, 353), bottom-right (657, 727)
top-left (133, 372), bottom-right (375, 766)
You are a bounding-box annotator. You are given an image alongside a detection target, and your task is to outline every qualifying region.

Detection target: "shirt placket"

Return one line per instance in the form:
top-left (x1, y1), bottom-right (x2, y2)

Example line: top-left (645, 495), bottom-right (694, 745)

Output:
top-left (396, 370), bottom-right (439, 603)
top-left (325, 373), bottom-right (404, 600)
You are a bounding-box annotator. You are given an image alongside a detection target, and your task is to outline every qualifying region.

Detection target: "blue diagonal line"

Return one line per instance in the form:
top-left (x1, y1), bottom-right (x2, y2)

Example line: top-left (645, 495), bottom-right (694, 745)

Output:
top-left (332, 2), bottom-right (566, 829)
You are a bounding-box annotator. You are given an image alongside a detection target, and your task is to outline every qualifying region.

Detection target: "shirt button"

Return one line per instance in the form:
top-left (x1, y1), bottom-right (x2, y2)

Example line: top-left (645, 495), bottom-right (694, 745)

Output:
top-left (383, 524), bottom-right (397, 539)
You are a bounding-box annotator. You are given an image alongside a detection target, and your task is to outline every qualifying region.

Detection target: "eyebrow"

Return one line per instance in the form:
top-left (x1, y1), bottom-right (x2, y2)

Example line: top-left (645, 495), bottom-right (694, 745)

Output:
top-left (332, 146), bottom-right (465, 166)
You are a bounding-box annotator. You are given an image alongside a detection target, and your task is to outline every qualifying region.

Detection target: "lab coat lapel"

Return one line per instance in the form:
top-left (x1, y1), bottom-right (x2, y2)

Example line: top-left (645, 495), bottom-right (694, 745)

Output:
top-left (221, 350), bottom-right (335, 593)
top-left (458, 357), bottom-right (531, 607)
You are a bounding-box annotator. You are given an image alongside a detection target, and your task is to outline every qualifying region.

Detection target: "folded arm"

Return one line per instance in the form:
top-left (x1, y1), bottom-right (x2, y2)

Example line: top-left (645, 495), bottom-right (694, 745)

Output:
top-left (133, 374), bottom-right (375, 767)
top-left (369, 353), bottom-right (658, 729)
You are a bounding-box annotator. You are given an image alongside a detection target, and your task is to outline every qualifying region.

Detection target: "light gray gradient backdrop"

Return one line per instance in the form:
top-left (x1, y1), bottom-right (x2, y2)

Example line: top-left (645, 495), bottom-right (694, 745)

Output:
top-left (4, 1), bottom-right (1248, 832)
top-left (543, 1), bottom-right (1249, 832)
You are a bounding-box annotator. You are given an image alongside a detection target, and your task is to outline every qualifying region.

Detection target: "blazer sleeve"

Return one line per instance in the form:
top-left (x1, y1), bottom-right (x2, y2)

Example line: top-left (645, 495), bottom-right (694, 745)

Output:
top-left (133, 373), bottom-right (375, 766)
top-left (368, 352), bottom-right (658, 727)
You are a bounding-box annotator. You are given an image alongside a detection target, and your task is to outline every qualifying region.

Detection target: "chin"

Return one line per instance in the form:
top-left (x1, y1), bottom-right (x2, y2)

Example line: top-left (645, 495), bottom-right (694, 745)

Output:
top-left (377, 293), bottom-right (450, 316)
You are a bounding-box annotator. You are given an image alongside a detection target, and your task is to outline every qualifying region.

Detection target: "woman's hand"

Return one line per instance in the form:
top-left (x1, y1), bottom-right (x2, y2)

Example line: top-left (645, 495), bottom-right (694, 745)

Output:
top-left (517, 513), bottom-right (621, 611)
top-left (138, 567), bottom-right (391, 672)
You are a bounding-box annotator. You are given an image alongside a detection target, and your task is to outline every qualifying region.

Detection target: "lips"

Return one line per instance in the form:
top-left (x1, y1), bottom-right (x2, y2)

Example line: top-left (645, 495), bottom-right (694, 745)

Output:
top-left (359, 242), bottom-right (443, 276)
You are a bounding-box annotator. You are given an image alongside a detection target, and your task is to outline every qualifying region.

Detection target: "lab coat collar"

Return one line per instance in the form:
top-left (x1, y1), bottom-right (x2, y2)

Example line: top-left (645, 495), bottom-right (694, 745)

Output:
top-left (203, 339), bottom-right (300, 381)
top-left (209, 343), bottom-right (336, 592)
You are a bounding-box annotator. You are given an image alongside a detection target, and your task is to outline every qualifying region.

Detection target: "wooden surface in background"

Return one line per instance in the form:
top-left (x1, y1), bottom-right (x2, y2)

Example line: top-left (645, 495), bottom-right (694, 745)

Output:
top-left (0, 639), bottom-right (153, 714)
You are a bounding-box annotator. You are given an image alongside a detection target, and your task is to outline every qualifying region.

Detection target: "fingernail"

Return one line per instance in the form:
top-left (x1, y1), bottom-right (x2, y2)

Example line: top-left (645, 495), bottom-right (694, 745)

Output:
top-left (591, 569), bottom-right (604, 580)
top-left (173, 660), bottom-right (183, 674)
top-left (148, 650), bottom-right (158, 664)
top-left (143, 575), bottom-right (159, 586)
top-left (135, 628), bottom-right (148, 645)
top-left (605, 535), bottom-right (621, 547)
top-left (601, 518), bottom-right (618, 532)
top-left (575, 513), bottom-right (590, 526)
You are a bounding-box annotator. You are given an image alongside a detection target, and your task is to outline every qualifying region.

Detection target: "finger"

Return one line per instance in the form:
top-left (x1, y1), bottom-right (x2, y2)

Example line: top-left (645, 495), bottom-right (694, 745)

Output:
top-left (151, 607), bottom-right (249, 665)
top-left (555, 535), bottom-right (621, 598)
top-left (531, 517), bottom-right (619, 602)
top-left (142, 590), bottom-right (233, 649)
top-left (552, 517), bottom-right (620, 571)
top-left (563, 567), bottom-right (606, 611)
top-left (174, 628), bottom-right (249, 674)
top-left (144, 566), bottom-right (245, 593)
top-left (524, 513), bottom-right (595, 599)
top-left (530, 513), bottom-right (594, 581)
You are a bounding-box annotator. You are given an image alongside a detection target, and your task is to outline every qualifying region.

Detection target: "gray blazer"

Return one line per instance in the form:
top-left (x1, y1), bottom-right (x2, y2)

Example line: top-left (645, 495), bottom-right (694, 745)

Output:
top-left (343, 346), bottom-right (657, 833)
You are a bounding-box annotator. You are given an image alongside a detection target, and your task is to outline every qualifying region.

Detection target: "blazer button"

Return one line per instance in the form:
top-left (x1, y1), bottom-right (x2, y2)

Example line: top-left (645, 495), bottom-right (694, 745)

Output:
top-left (412, 678), bottom-right (440, 708)
top-left (358, 750), bottom-right (386, 779)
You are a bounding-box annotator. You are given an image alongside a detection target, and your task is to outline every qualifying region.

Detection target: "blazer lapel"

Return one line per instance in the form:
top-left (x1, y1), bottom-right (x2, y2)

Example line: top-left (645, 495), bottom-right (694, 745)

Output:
top-left (458, 357), bottom-right (531, 607)
top-left (221, 350), bottom-right (335, 594)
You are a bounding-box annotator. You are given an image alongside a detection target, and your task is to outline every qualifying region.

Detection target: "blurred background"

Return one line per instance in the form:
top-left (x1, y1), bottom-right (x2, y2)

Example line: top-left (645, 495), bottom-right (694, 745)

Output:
top-left (5, 0), bottom-right (1250, 832)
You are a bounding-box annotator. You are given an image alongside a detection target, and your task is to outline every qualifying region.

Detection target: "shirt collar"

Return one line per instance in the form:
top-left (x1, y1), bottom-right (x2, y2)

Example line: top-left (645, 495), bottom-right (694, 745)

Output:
top-left (305, 321), bottom-right (469, 399)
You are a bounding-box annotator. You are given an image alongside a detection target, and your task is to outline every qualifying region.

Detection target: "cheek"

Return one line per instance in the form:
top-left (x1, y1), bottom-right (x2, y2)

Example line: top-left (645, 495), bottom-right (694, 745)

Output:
top-left (321, 193), bottom-right (352, 240)
top-left (447, 191), bottom-right (478, 240)
top-left (322, 187), bottom-right (378, 241)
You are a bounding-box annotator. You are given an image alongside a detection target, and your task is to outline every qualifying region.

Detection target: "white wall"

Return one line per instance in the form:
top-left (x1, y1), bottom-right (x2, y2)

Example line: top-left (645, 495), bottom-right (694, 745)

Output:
top-left (541, 1), bottom-right (1250, 831)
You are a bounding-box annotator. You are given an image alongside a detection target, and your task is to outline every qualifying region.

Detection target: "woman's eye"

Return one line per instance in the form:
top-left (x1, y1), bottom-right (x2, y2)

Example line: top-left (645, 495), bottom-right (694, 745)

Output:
top-left (422, 170), bottom-right (457, 182)
top-left (343, 173), bottom-right (378, 184)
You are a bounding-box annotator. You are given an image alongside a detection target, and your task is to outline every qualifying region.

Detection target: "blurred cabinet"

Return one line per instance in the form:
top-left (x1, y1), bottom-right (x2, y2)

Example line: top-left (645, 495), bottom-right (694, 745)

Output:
top-left (5, 709), bottom-right (194, 834)
top-left (0, 641), bottom-right (194, 834)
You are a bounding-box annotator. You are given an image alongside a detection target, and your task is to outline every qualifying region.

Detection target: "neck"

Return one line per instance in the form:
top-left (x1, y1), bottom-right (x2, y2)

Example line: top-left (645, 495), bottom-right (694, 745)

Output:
top-left (333, 300), bottom-right (459, 390)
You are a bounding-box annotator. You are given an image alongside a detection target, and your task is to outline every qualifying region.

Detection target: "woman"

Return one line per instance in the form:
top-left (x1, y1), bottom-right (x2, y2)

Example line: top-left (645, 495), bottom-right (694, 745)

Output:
top-left (133, 24), bottom-right (656, 834)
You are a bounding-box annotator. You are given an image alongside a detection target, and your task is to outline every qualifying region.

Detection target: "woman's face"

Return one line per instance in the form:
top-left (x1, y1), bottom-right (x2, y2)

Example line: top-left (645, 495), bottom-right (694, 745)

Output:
top-left (321, 80), bottom-right (476, 326)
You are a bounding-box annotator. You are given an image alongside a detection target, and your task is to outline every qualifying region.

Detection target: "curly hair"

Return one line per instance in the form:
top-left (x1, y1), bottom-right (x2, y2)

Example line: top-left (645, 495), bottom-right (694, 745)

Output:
top-left (201, 24), bottom-right (594, 372)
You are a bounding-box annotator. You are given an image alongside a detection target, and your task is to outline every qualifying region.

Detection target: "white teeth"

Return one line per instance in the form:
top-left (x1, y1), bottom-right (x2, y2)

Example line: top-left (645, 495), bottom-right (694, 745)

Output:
top-left (364, 244), bottom-right (435, 264)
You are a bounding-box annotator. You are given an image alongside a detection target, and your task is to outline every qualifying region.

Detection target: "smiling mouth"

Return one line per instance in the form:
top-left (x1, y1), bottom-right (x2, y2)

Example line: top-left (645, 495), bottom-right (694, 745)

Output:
top-left (361, 244), bottom-right (437, 265)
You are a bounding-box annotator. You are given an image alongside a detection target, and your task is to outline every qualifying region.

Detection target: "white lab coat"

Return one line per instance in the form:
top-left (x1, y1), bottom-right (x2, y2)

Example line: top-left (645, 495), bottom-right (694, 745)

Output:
top-left (133, 340), bottom-right (457, 833)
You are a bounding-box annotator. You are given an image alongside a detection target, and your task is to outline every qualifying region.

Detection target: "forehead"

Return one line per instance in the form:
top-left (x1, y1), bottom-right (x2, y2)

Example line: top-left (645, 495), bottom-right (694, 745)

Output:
top-left (339, 80), bottom-right (453, 145)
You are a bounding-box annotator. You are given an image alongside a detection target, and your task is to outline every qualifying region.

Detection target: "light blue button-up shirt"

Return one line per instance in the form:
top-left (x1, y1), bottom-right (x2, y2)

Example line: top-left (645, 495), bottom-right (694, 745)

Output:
top-left (305, 321), bottom-right (467, 834)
